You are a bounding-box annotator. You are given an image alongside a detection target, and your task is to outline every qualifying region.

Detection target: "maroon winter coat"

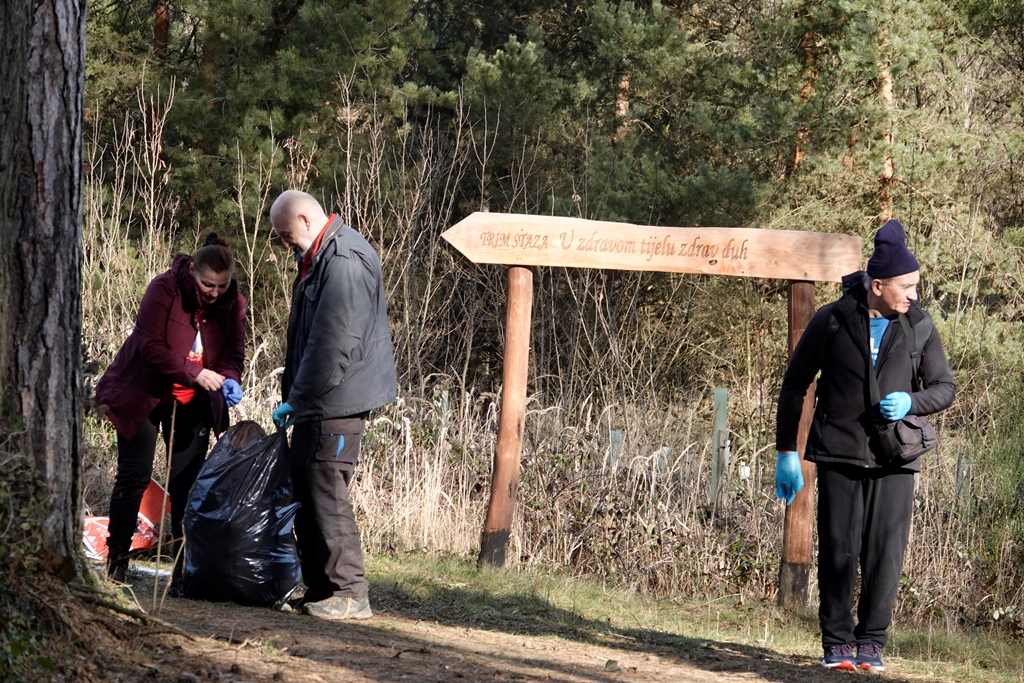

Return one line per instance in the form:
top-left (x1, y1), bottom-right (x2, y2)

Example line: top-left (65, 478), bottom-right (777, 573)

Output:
top-left (96, 254), bottom-right (247, 440)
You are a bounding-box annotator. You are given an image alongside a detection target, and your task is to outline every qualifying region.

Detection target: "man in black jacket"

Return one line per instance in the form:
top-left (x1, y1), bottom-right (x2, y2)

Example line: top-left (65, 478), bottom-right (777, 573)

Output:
top-left (775, 219), bottom-right (955, 671)
top-left (270, 190), bottom-right (398, 620)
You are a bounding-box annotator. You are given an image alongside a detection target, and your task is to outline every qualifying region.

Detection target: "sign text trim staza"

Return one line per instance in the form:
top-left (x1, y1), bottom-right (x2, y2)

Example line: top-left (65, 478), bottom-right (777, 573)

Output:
top-left (443, 213), bottom-right (863, 283)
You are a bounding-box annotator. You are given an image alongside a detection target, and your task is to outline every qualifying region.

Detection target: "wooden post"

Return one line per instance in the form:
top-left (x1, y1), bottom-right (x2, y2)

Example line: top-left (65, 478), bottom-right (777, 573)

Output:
top-left (478, 266), bottom-right (533, 568)
top-left (778, 280), bottom-right (818, 609)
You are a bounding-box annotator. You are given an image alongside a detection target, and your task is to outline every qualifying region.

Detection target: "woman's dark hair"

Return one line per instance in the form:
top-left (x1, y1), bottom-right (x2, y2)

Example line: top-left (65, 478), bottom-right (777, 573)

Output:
top-left (193, 232), bottom-right (234, 275)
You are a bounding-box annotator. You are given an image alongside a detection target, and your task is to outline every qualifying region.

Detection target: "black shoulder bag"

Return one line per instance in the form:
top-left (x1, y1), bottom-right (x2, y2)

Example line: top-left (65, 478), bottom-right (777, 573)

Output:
top-left (840, 311), bottom-right (938, 466)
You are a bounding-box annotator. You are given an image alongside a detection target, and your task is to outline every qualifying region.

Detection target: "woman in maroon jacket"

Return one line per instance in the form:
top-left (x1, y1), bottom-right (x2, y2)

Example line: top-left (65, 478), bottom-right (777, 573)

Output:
top-left (96, 234), bottom-right (247, 586)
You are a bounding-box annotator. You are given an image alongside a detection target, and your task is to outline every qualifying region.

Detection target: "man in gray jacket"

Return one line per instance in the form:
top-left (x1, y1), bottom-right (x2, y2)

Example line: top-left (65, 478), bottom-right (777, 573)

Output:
top-left (270, 190), bottom-right (397, 620)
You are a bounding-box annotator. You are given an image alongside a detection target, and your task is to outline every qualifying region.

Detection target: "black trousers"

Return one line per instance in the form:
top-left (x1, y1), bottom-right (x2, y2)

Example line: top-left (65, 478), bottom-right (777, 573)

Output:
top-left (289, 416), bottom-right (367, 601)
top-left (106, 398), bottom-right (212, 554)
top-left (817, 464), bottom-right (915, 648)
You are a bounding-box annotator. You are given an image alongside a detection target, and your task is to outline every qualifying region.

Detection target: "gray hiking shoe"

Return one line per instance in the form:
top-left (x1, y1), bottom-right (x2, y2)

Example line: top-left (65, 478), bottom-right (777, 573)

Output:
top-left (821, 643), bottom-right (856, 670)
top-left (301, 594), bottom-right (373, 620)
top-left (856, 642), bottom-right (885, 671)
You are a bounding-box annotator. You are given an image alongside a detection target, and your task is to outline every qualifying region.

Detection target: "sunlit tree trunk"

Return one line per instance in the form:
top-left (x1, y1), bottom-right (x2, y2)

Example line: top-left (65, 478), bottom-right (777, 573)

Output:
top-left (878, 44), bottom-right (895, 223)
top-left (155, 0), bottom-right (170, 60)
top-left (786, 10), bottom-right (817, 179)
top-left (0, 0), bottom-right (86, 580)
top-left (614, 71), bottom-right (631, 141)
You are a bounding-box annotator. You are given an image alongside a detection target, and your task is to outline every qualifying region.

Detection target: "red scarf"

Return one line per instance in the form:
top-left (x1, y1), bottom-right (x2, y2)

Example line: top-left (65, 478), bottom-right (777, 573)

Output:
top-left (300, 215), bottom-right (335, 279)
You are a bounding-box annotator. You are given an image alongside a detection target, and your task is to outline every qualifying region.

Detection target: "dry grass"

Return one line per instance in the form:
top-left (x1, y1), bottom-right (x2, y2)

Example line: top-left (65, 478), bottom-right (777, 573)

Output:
top-left (78, 78), bottom-right (1024, 646)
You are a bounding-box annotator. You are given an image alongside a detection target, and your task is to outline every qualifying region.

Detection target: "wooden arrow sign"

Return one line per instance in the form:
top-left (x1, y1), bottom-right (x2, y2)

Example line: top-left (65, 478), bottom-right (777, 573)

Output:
top-left (442, 213), bottom-right (862, 283)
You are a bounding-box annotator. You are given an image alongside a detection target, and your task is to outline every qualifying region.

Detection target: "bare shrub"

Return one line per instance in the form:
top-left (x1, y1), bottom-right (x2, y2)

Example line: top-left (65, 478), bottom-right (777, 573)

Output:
top-left (80, 74), bottom-right (1024, 638)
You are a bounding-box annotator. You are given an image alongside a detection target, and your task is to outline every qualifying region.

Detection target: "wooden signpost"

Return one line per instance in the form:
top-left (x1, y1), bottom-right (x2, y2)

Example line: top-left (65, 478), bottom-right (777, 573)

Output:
top-left (443, 213), bottom-right (859, 281)
top-left (442, 212), bottom-right (862, 606)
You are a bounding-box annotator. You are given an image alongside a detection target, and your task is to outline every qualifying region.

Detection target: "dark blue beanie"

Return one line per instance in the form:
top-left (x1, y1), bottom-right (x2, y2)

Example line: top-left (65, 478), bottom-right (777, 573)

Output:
top-left (866, 219), bottom-right (919, 279)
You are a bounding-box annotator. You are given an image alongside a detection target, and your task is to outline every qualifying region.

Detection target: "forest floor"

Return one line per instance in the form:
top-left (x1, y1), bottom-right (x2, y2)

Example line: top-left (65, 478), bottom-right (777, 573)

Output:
top-left (85, 554), bottom-right (1010, 683)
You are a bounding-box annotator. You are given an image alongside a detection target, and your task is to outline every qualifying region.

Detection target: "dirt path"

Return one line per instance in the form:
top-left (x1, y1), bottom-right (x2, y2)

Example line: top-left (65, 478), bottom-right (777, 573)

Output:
top-left (104, 577), bottom-right (943, 683)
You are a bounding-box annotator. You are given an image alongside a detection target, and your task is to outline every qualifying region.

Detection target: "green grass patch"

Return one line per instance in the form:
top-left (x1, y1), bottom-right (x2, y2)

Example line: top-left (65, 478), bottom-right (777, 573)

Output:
top-left (367, 551), bottom-right (1024, 682)
top-left (889, 624), bottom-right (1024, 681)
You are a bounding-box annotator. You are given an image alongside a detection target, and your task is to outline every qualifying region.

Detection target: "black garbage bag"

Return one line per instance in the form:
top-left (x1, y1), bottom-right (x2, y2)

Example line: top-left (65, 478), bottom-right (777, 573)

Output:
top-left (181, 431), bottom-right (301, 606)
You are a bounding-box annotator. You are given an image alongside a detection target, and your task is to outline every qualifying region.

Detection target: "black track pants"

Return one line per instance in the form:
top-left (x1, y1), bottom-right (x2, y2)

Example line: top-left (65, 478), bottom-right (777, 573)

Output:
top-left (106, 399), bottom-right (211, 553)
top-left (817, 464), bottom-right (915, 648)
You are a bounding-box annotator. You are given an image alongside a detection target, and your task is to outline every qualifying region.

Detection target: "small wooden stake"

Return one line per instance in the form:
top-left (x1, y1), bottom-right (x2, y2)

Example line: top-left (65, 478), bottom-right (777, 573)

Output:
top-left (778, 280), bottom-right (818, 609)
top-left (154, 401), bottom-right (178, 612)
top-left (710, 387), bottom-right (728, 510)
top-left (478, 266), bottom-right (533, 568)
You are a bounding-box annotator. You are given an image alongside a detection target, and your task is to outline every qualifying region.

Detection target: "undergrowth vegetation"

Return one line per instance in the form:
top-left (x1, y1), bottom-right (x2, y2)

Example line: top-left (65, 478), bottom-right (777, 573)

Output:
top-left (0, 439), bottom-right (130, 682)
top-left (0, 450), bottom-right (57, 680)
top-left (77, 0), bottom-right (1024, 649)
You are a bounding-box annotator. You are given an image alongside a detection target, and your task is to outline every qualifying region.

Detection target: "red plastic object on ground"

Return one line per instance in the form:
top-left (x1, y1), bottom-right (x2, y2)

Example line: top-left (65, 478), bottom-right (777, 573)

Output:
top-left (82, 478), bottom-right (172, 559)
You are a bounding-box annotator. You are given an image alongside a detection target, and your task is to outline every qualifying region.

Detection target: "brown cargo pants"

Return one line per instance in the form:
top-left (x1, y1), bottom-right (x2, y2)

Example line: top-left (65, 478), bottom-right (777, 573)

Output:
top-left (289, 416), bottom-right (368, 601)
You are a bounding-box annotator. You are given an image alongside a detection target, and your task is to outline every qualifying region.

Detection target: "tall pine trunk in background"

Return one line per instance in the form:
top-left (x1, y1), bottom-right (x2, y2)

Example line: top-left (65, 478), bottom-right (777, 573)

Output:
top-left (878, 28), bottom-right (895, 223)
top-left (155, 0), bottom-right (171, 60)
top-left (0, 0), bottom-right (87, 580)
top-left (786, 8), bottom-right (817, 179)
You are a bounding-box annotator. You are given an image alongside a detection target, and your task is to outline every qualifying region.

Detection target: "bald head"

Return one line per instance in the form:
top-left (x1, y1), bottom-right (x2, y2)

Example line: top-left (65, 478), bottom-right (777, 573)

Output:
top-left (270, 190), bottom-right (330, 254)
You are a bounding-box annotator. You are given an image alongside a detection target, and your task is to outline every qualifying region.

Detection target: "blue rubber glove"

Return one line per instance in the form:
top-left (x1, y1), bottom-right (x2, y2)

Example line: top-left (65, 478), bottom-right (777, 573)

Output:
top-left (272, 402), bottom-right (297, 429)
top-left (879, 391), bottom-right (912, 421)
top-left (775, 451), bottom-right (804, 506)
top-left (221, 378), bottom-right (243, 407)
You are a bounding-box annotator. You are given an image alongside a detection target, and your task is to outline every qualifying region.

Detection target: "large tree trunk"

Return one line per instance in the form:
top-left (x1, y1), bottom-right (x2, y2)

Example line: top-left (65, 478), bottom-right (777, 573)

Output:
top-left (0, 0), bottom-right (87, 580)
